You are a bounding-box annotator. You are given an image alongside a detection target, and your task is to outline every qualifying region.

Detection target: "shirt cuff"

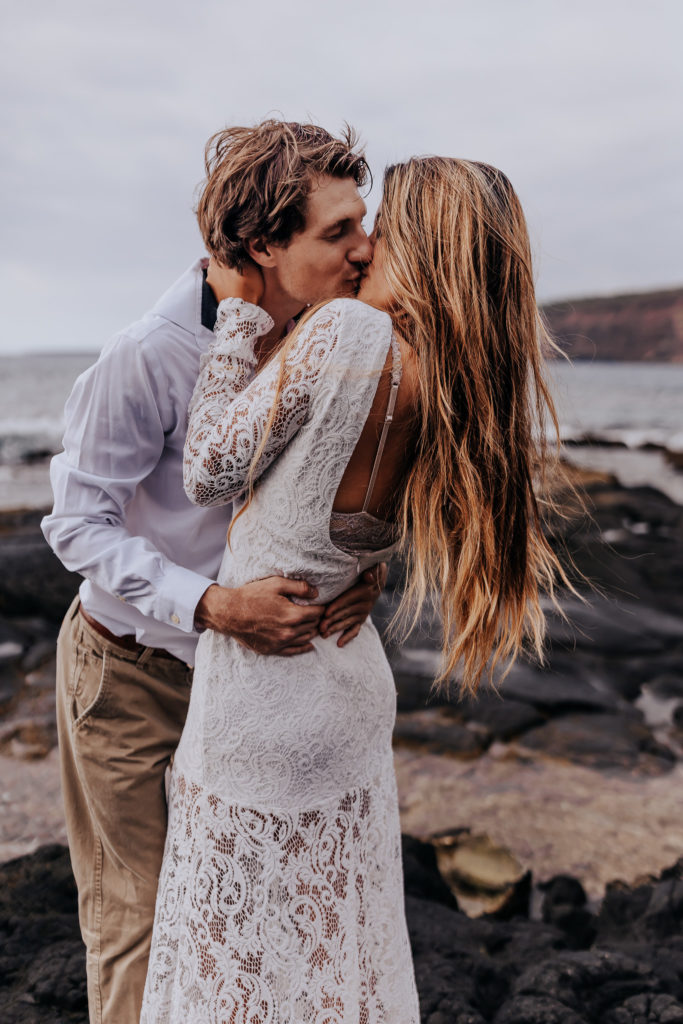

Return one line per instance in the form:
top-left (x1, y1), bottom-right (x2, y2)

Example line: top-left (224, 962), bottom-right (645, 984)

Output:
top-left (155, 565), bottom-right (216, 634)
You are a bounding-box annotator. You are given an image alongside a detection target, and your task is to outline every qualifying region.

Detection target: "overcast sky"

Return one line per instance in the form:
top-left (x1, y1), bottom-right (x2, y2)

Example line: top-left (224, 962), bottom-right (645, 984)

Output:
top-left (2, 0), bottom-right (682, 354)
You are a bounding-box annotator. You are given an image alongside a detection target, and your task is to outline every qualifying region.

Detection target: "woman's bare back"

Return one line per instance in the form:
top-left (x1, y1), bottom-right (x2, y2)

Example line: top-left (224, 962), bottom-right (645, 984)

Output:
top-left (332, 330), bottom-right (418, 521)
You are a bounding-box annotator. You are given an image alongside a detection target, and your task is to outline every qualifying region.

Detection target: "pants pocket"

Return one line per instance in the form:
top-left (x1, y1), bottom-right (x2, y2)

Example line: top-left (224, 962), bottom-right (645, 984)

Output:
top-left (72, 644), bottom-right (111, 728)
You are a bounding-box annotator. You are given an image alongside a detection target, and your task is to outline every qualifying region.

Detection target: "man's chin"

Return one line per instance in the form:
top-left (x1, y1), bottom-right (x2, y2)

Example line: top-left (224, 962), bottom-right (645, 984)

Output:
top-left (339, 278), bottom-right (361, 298)
top-left (303, 280), bottom-right (360, 307)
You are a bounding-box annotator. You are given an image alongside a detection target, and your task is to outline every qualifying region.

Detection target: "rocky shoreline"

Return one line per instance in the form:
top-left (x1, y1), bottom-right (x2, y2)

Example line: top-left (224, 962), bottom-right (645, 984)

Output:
top-left (2, 839), bottom-right (683, 1023)
top-left (1, 463), bottom-right (683, 1022)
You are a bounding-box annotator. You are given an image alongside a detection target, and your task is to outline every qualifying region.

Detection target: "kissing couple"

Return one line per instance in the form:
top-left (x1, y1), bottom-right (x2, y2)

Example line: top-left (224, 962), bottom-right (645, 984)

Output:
top-left (44, 119), bottom-right (567, 1023)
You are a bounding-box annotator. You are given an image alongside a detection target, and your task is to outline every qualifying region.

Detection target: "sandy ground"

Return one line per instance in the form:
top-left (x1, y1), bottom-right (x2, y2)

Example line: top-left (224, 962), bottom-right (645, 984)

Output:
top-left (394, 746), bottom-right (683, 901)
top-left (0, 748), bottom-right (67, 863)
top-left (3, 743), bottom-right (683, 904)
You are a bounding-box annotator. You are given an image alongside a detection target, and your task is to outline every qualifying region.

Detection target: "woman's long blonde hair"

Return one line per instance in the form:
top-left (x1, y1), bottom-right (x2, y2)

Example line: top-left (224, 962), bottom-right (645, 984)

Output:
top-left (378, 157), bottom-right (569, 693)
top-left (234, 156), bottom-right (572, 694)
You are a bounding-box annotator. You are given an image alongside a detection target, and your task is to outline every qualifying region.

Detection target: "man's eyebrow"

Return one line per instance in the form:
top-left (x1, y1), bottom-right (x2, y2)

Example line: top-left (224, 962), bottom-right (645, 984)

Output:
top-left (318, 217), bottom-right (351, 235)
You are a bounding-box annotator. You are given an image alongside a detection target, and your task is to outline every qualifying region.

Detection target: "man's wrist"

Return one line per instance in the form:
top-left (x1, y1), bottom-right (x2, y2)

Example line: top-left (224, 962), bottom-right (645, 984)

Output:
top-left (194, 583), bottom-right (236, 633)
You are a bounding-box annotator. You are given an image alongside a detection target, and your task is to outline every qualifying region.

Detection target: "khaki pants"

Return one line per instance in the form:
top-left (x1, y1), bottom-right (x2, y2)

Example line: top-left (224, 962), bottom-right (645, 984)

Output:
top-left (56, 597), bottom-right (192, 1024)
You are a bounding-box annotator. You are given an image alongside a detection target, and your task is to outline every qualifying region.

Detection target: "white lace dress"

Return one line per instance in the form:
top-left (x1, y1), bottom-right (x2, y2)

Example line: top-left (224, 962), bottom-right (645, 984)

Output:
top-left (140, 298), bottom-right (420, 1024)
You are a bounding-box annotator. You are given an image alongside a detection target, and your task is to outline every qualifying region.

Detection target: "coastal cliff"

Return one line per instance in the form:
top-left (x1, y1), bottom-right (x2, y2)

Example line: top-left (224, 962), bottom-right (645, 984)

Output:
top-left (543, 285), bottom-right (683, 362)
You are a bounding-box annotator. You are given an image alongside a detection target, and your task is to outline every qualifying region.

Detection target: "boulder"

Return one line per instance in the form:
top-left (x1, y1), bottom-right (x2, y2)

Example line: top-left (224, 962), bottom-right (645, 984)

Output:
top-left (540, 876), bottom-right (597, 950)
top-left (394, 708), bottom-right (487, 758)
top-left (514, 713), bottom-right (676, 774)
top-left (544, 598), bottom-right (683, 657)
top-left (456, 692), bottom-right (546, 741)
top-left (499, 662), bottom-right (624, 716)
top-left (0, 845), bottom-right (86, 1023)
top-left (508, 950), bottom-right (660, 1020)
top-left (597, 858), bottom-right (683, 943)
top-left (0, 510), bottom-right (80, 621)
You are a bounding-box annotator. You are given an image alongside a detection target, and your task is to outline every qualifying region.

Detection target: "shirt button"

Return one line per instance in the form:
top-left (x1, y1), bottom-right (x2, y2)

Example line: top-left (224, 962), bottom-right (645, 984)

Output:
top-left (171, 614), bottom-right (180, 624)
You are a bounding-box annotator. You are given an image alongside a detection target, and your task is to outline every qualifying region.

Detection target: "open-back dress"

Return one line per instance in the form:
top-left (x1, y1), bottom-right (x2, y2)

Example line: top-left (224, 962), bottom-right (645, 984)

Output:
top-left (140, 297), bottom-right (420, 1024)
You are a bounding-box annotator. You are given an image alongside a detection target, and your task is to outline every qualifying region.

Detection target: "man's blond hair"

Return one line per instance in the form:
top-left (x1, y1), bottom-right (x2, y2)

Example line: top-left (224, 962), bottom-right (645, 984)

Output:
top-left (196, 120), bottom-right (369, 269)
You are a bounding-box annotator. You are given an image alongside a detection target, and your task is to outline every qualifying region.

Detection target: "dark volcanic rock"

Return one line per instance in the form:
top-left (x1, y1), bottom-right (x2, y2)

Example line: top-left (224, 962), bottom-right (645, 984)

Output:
top-left (406, 894), bottom-right (504, 1023)
top-left (402, 834), bottom-right (460, 910)
top-left (456, 692), bottom-right (546, 741)
top-left (514, 713), bottom-right (676, 773)
top-left (3, 844), bottom-right (683, 1023)
top-left (545, 598), bottom-right (683, 658)
top-left (494, 994), bottom-right (588, 1023)
top-left (647, 674), bottom-right (683, 700)
top-left (21, 637), bottom-right (58, 672)
top-left (0, 615), bottom-right (61, 756)
top-left (0, 651), bottom-right (24, 710)
top-left (505, 950), bottom-right (656, 1017)
top-left (0, 845), bottom-right (86, 1023)
top-left (394, 708), bottom-right (487, 758)
top-left (540, 876), bottom-right (597, 950)
top-left (604, 993), bottom-right (683, 1023)
top-left (499, 660), bottom-right (625, 715)
top-left (0, 509), bottom-right (80, 621)
top-left (551, 478), bottom-right (683, 620)
top-left (596, 858), bottom-right (683, 944)
top-left (504, 948), bottom-right (683, 1022)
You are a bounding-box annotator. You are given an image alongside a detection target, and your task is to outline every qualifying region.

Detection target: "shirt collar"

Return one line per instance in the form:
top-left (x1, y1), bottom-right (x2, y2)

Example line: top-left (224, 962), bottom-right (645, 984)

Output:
top-left (149, 258), bottom-right (214, 349)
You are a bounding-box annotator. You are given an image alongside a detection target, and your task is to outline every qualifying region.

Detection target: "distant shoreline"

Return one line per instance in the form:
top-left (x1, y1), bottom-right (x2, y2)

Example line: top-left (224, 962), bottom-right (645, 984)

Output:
top-left (542, 284), bottom-right (683, 362)
top-left (1, 282), bottom-right (682, 361)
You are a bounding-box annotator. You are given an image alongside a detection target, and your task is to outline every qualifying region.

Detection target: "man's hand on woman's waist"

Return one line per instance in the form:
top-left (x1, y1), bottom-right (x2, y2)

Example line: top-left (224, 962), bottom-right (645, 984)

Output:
top-left (194, 563), bottom-right (388, 655)
top-left (194, 578), bottom-right (324, 656)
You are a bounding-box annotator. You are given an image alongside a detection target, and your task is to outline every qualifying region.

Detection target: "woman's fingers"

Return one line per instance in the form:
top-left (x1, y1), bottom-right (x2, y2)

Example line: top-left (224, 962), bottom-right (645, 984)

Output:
top-left (337, 624), bottom-right (362, 647)
top-left (321, 613), bottom-right (365, 639)
top-left (322, 581), bottom-right (373, 621)
top-left (320, 604), bottom-right (368, 638)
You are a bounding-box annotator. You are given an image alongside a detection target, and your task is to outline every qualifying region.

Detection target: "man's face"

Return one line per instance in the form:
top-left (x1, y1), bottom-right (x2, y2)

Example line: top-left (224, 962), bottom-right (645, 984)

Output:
top-left (267, 175), bottom-right (373, 307)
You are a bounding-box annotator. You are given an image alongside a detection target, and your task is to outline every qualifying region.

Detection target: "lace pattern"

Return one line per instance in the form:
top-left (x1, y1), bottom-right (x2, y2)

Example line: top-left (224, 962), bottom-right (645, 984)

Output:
top-left (184, 301), bottom-right (341, 511)
top-left (142, 760), bottom-right (413, 1024)
top-left (142, 298), bottom-right (419, 1023)
top-left (328, 511), bottom-right (400, 555)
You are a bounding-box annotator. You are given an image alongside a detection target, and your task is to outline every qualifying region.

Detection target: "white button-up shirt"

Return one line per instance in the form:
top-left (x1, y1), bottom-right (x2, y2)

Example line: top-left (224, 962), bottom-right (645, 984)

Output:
top-left (41, 260), bottom-right (231, 665)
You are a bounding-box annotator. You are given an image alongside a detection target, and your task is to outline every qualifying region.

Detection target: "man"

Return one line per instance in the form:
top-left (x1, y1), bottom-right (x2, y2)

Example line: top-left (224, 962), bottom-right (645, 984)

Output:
top-left (42, 120), bottom-right (381, 1023)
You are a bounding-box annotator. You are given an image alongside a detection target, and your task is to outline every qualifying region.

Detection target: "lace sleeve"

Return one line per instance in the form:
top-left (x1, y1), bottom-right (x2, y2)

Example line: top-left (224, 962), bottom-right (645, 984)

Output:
top-left (184, 299), bottom-right (343, 508)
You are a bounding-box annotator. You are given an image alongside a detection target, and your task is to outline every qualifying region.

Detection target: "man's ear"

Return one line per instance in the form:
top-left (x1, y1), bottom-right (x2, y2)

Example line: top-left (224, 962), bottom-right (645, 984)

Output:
top-left (246, 238), bottom-right (278, 269)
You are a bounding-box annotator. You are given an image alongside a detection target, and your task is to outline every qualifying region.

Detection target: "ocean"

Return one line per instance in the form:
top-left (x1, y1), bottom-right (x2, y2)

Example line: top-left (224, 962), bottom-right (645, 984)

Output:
top-left (0, 354), bottom-right (682, 510)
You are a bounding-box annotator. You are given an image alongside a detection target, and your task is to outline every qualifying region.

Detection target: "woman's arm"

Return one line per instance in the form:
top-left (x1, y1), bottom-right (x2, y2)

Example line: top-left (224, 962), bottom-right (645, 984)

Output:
top-left (184, 300), bottom-right (343, 507)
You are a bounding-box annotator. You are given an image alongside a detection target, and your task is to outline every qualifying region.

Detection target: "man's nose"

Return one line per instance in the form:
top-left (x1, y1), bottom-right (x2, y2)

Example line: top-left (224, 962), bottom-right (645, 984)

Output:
top-left (348, 228), bottom-right (373, 266)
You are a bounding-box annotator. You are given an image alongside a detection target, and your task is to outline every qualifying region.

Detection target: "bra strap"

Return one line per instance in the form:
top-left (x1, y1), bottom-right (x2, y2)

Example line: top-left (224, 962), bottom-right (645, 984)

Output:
top-left (362, 336), bottom-right (403, 513)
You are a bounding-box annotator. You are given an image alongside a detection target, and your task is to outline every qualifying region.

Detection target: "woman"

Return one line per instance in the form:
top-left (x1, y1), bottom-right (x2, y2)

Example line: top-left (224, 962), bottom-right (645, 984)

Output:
top-left (141, 158), bottom-right (566, 1023)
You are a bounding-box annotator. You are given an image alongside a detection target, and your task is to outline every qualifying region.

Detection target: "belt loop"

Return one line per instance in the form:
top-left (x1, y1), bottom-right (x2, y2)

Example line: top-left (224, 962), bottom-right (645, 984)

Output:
top-left (136, 647), bottom-right (153, 667)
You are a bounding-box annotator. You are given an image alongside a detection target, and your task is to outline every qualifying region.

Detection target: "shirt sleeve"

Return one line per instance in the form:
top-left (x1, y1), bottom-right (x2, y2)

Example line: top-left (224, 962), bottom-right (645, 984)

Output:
top-left (41, 332), bottom-right (216, 632)
top-left (184, 298), bottom-right (343, 508)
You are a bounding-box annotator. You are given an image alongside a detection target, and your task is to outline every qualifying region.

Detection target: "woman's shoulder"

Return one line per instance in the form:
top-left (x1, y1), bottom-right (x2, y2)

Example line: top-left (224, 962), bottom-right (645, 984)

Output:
top-left (308, 297), bottom-right (392, 334)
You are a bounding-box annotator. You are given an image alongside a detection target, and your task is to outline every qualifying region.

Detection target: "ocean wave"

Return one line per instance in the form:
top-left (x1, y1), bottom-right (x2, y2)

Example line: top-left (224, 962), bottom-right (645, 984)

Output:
top-left (559, 425), bottom-right (683, 456)
top-left (0, 419), bottom-right (63, 466)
